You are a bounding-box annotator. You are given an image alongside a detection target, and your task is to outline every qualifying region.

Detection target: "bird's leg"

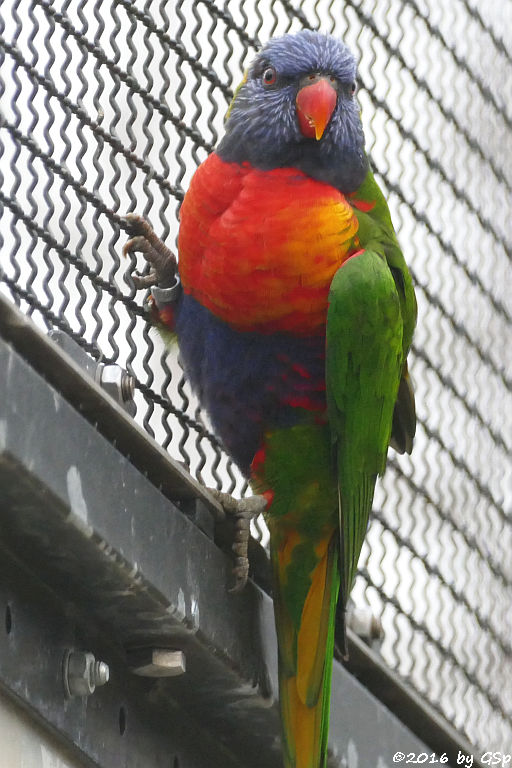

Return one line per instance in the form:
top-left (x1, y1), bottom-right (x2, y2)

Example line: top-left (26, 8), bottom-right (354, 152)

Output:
top-left (123, 216), bottom-right (266, 591)
top-left (208, 490), bottom-right (268, 593)
top-left (122, 214), bottom-right (178, 292)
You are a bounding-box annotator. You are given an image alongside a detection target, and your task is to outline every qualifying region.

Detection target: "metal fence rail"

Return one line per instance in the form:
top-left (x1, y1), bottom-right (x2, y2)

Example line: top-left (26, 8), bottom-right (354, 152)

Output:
top-left (1, 0), bottom-right (511, 755)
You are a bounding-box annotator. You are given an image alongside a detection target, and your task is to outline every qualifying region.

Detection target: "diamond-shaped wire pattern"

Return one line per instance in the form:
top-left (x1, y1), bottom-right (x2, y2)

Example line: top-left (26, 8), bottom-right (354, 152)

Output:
top-left (1, 0), bottom-right (511, 753)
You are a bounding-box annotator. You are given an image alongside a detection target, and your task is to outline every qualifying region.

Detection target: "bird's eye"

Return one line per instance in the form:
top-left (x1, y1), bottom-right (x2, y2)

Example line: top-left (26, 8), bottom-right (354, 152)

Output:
top-left (262, 66), bottom-right (277, 86)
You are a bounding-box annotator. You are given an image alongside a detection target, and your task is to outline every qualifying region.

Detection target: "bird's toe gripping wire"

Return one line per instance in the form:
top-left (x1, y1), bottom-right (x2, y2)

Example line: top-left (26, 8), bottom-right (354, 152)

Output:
top-left (122, 213), bottom-right (178, 292)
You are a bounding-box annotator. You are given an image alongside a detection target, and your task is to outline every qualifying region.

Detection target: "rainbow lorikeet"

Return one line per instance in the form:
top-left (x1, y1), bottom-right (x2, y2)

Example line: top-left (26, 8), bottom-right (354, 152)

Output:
top-left (124, 29), bottom-right (416, 768)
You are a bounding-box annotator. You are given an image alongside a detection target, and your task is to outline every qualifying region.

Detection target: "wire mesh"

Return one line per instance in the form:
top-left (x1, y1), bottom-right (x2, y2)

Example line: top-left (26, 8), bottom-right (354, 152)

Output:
top-left (1, 0), bottom-right (511, 754)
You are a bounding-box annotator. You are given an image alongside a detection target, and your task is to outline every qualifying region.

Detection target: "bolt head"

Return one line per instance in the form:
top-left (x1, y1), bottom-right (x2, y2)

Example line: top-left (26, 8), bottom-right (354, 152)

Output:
top-left (127, 648), bottom-right (186, 677)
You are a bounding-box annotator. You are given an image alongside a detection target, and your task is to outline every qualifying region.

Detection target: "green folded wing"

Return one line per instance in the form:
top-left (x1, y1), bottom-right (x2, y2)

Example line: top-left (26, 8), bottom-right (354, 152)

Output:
top-left (350, 168), bottom-right (418, 456)
top-left (326, 249), bottom-right (404, 611)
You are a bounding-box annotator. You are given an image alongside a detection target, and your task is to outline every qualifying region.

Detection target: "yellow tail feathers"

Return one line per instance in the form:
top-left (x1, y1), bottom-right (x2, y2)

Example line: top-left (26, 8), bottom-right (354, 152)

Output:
top-left (283, 676), bottom-right (323, 768)
top-left (275, 533), bottom-right (339, 768)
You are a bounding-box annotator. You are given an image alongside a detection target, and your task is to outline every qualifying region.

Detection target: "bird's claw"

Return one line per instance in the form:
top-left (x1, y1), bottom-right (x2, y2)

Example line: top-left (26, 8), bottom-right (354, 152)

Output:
top-left (208, 490), bottom-right (267, 593)
top-left (132, 268), bottom-right (159, 290)
top-left (122, 214), bottom-right (177, 290)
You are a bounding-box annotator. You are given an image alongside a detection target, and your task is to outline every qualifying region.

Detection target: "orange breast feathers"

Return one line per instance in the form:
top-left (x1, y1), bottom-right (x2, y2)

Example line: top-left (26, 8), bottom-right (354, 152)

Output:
top-left (178, 153), bottom-right (359, 334)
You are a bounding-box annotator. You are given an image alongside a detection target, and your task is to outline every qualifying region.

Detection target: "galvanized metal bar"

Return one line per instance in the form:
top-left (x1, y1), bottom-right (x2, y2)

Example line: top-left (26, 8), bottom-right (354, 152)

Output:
top-left (0, 293), bottom-right (222, 514)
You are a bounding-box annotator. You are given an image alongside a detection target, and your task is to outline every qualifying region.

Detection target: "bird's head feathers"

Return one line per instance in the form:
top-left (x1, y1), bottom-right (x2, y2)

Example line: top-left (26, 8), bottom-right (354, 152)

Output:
top-left (218, 30), bottom-right (368, 192)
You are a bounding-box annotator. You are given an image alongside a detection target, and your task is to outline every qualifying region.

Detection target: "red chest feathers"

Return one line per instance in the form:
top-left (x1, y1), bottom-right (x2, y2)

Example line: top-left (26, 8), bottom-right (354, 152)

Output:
top-left (178, 153), bottom-right (359, 335)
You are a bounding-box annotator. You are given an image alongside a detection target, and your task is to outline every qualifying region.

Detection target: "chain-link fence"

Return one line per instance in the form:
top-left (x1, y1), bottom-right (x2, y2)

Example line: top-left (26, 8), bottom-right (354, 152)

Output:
top-left (1, 0), bottom-right (511, 756)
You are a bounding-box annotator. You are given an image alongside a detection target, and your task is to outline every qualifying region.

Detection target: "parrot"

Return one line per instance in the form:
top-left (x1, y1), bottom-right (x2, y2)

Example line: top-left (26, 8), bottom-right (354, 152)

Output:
top-left (124, 29), bottom-right (417, 768)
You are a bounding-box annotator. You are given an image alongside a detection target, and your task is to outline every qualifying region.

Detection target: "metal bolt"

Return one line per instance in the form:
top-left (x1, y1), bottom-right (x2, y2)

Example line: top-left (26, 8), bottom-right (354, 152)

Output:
top-left (93, 660), bottom-right (110, 686)
top-left (48, 332), bottom-right (136, 416)
top-left (127, 648), bottom-right (186, 678)
top-left (96, 363), bottom-right (136, 416)
top-left (63, 650), bottom-right (110, 698)
top-left (120, 370), bottom-right (135, 402)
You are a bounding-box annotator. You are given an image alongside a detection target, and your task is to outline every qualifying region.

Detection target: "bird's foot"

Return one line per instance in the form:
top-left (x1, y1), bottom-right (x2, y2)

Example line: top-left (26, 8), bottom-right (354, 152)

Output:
top-left (208, 490), bottom-right (268, 593)
top-left (122, 214), bottom-right (178, 291)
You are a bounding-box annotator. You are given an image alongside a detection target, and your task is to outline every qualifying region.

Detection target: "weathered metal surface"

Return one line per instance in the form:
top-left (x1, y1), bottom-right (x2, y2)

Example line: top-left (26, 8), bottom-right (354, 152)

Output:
top-left (0, 295), bottom-right (223, 514)
top-left (0, 554), bottom-right (244, 768)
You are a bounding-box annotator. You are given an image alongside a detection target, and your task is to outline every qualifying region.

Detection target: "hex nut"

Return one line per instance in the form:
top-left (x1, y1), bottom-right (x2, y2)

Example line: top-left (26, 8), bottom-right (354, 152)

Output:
top-left (96, 363), bottom-right (136, 415)
top-left (63, 650), bottom-right (110, 698)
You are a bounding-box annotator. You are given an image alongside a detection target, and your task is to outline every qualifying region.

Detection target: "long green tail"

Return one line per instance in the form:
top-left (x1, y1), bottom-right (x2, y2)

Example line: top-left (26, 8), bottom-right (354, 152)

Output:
top-left (271, 531), bottom-right (340, 768)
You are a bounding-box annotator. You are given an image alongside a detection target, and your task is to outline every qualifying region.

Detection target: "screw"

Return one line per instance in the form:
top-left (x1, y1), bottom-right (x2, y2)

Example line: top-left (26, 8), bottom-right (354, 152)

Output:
top-left (120, 370), bottom-right (135, 402)
top-left (63, 650), bottom-right (110, 698)
top-left (93, 660), bottom-right (110, 687)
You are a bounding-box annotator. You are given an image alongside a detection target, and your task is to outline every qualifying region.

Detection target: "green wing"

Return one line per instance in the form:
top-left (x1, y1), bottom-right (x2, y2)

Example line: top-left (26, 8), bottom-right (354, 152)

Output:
top-left (350, 168), bottom-right (418, 454)
top-left (326, 249), bottom-right (404, 617)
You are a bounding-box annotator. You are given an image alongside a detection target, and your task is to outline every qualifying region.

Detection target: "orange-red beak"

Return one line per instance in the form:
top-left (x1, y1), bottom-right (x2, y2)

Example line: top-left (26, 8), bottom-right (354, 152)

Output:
top-left (296, 78), bottom-right (337, 140)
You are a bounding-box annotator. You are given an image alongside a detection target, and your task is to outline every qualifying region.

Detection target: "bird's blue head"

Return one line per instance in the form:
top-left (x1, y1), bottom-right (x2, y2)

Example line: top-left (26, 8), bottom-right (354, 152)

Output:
top-left (217, 30), bottom-right (369, 193)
